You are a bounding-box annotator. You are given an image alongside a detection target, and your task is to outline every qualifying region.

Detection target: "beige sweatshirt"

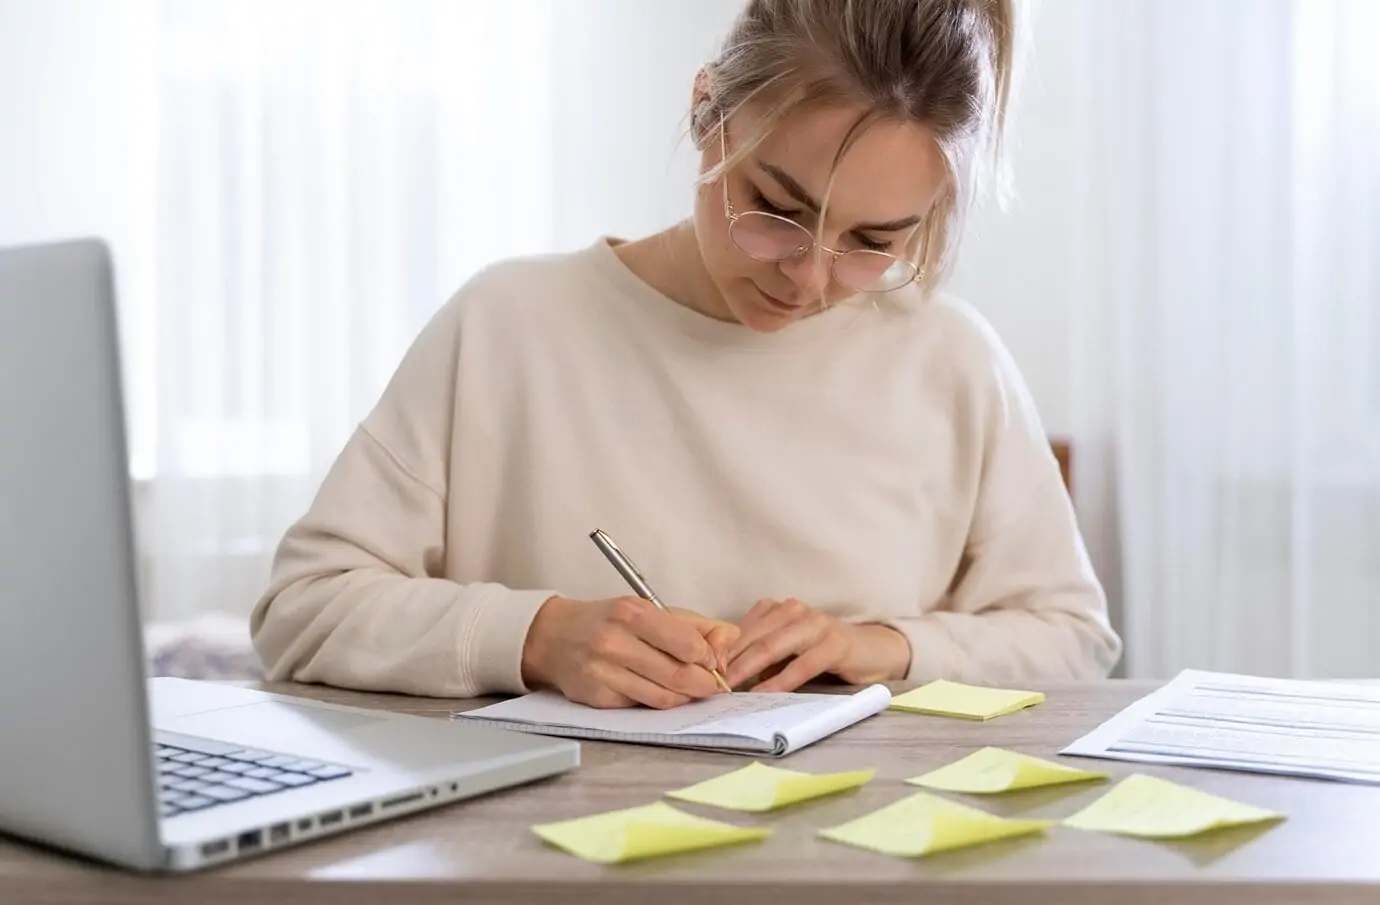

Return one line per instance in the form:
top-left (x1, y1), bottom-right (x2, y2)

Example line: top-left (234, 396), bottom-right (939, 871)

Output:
top-left (250, 238), bottom-right (1121, 697)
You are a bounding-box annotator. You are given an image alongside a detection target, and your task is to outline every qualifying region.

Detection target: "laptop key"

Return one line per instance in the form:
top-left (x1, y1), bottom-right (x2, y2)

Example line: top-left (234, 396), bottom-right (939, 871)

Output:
top-left (258, 755), bottom-right (300, 769)
top-left (170, 751), bottom-right (207, 764)
top-left (218, 762), bottom-right (255, 774)
top-left (280, 759), bottom-right (325, 773)
top-left (199, 785), bottom-right (250, 802)
top-left (177, 795), bottom-right (216, 810)
top-left (199, 771), bottom-right (237, 784)
top-left (308, 765), bottom-right (352, 780)
top-left (244, 766), bottom-right (281, 780)
top-left (224, 749), bottom-right (274, 763)
top-left (272, 772), bottom-right (317, 788)
top-left (173, 765), bottom-right (211, 778)
top-left (171, 779), bottom-right (210, 793)
top-left (225, 776), bottom-right (283, 795)
top-left (198, 757), bottom-right (233, 769)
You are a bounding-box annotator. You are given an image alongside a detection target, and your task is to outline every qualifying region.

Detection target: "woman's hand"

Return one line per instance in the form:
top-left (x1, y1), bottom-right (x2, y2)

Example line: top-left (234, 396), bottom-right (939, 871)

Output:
top-left (723, 598), bottom-right (911, 692)
top-left (520, 595), bottom-right (738, 709)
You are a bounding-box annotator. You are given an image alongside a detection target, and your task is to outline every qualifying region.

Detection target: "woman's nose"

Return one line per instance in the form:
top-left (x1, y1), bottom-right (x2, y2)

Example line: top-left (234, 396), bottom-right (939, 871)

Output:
top-left (779, 248), bottom-right (832, 296)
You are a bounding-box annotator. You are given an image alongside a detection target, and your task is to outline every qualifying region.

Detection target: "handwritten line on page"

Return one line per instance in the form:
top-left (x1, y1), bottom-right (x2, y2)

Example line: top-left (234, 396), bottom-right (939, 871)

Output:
top-left (1062, 774), bottom-right (1284, 838)
top-left (819, 790), bottom-right (1052, 858)
top-left (889, 680), bottom-right (1044, 720)
top-left (531, 802), bottom-right (770, 863)
top-left (666, 762), bottom-right (876, 812)
top-left (907, 747), bottom-right (1108, 794)
top-left (454, 684), bottom-right (892, 756)
top-left (1062, 668), bottom-right (1380, 784)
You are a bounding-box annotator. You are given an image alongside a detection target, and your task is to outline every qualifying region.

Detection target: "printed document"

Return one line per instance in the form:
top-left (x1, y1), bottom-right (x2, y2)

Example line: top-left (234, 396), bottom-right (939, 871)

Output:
top-left (1063, 668), bottom-right (1380, 783)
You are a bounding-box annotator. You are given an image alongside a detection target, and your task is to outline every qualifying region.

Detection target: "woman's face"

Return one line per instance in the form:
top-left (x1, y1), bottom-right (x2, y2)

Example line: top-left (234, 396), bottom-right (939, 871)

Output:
top-left (692, 102), bottom-right (948, 333)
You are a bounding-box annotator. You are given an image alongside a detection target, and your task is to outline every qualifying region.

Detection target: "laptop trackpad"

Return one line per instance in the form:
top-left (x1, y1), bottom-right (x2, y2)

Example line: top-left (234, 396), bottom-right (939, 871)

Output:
top-left (160, 700), bottom-right (390, 760)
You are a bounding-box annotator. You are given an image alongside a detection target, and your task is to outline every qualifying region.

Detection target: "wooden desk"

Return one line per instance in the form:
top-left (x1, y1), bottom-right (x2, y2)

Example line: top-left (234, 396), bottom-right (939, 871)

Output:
top-left (4, 681), bottom-right (1379, 904)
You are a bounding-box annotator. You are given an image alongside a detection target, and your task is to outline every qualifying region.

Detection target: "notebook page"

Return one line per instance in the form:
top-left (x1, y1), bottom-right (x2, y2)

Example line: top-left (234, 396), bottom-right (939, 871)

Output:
top-left (777, 683), bottom-right (892, 753)
top-left (455, 687), bottom-right (889, 754)
top-left (671, 688), bottom-right (888, 750)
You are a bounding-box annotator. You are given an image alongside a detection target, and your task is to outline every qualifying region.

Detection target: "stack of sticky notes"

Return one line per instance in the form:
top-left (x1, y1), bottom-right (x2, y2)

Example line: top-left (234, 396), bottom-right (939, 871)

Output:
top-left (889, 679), bottom-right (1044, 720)
top-left (818, 790), bottom-right (1052, 858)
top-left (530, 802), bottom-right (770, 864)
top-left (1061, 773), bottom-right (1285, 838)
top-left (666, 762), bottom-right (876, 812)
top-left (907, 747), bottom-right (1108, 794)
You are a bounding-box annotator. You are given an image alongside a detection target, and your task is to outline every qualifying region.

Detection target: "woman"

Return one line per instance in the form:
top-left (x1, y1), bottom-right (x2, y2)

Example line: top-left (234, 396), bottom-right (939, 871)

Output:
top-left (250, 0), bottom-right (1122, 708)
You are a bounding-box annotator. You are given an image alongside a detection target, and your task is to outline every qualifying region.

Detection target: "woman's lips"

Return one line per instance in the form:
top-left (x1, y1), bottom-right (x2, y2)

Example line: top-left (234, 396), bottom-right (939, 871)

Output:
top-left (756, 284), bottom-right (804, 312)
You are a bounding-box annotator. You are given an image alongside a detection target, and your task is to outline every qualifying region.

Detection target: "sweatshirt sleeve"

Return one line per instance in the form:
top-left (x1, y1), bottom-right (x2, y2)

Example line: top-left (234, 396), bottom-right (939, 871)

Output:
top-left (875, 323), bottom-right (1123, 685)
top-left (248, 283), bottom-right (557, 698)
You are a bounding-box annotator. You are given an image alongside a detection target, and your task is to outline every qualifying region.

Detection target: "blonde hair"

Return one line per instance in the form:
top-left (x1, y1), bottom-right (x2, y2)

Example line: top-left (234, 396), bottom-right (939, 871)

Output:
top-left (695, 0), bottom-right (1022, 294)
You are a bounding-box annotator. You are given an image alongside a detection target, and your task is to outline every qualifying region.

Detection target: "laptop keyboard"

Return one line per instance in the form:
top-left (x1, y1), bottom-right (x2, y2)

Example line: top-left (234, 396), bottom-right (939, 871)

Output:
top-left (156, 743), bottom-right (354, 819)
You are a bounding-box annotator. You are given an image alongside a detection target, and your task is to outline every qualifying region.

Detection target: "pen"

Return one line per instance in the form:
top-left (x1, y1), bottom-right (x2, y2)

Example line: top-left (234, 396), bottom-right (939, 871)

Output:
top-left (589, 528), bottom-right (734, 695)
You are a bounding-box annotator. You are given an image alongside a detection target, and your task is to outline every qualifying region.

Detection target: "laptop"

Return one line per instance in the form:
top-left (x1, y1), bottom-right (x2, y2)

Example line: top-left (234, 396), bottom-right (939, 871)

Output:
top-left (0, 238), bottom-right (580, 872)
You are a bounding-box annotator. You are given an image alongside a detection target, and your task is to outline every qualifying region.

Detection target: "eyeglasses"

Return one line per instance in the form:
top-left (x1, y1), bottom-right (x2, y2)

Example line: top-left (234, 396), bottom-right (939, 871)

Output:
top-left (718, 124), bottom-right (923, 294)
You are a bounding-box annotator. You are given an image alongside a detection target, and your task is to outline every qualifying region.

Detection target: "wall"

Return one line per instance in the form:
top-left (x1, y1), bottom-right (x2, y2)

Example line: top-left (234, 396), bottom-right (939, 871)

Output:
top-left (946, 0), bottom-right (1082, 437)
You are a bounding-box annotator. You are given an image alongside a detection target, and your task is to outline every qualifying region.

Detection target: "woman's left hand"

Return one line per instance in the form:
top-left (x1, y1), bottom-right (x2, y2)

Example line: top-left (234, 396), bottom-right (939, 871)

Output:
top-left (723, 598), bottom-right (912, 692)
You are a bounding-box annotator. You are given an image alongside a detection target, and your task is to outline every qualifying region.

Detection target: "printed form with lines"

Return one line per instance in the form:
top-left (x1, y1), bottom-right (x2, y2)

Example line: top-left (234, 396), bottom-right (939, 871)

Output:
top-left (1062, 669), bottom-right (1380, 783)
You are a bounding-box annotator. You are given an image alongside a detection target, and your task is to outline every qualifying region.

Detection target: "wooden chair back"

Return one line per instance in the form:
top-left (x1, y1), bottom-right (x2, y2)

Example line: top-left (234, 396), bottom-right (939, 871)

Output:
top-left (1051, 438), bottom-right (1072, 495)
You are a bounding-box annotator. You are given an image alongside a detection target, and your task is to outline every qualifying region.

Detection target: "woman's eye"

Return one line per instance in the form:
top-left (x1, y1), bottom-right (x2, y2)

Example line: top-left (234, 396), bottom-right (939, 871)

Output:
top-left (750, 187), bottom-right (798, 218)
top-left (748, 183), bottom-right (896, 252)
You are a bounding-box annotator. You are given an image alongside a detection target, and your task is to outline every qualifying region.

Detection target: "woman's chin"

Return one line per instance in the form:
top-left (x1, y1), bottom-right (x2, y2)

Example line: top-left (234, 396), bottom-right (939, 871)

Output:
top-left (725, 289), bottom-right (807, 332)
top-left (731, 301), bottom-right (798, 333)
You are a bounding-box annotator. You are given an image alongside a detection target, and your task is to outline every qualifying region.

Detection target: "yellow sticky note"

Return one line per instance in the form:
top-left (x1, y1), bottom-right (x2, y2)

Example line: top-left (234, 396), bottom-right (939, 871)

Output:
top-left (889, 679), bottom-right (1044, 720)
top-left (531, 801), bottom-right (770, 863)
top-left (907, 747), bottom-right (1108, 794)
top-left (1062, 774), bottom-right (1285, 839)
top-left (818, 790), bottom-right (1052, 858)
top-left (666, 761), bottom-right (876, 812)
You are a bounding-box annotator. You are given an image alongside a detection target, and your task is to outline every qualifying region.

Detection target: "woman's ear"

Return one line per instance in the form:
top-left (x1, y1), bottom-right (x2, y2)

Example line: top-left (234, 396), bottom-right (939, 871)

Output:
top-left (690, 66), bottom-right (716, 150)
top-left (691, 99), bottom-right (714, 150)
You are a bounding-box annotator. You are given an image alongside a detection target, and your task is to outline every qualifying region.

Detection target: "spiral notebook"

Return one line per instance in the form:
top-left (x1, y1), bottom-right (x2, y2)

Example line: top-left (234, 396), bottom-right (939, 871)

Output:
top-left (452, 684), bottom-right (893, 756)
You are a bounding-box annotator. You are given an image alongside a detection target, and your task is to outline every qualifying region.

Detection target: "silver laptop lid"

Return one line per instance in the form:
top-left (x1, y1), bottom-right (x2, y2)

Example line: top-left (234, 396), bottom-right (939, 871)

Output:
top-left (0, 239), bottom-right (164, 870)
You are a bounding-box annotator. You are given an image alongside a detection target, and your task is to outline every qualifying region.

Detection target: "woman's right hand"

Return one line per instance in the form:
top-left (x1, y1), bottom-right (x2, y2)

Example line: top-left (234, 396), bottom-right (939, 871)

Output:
top-left (520, 595), bottom-right (737, 709)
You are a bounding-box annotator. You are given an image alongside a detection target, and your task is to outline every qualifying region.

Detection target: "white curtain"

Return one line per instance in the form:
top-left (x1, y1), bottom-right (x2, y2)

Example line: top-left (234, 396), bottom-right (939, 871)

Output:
top-left (129, 0), bottom-right (742, 623)
top-left (1070, 0), bottom-right (1380, 678)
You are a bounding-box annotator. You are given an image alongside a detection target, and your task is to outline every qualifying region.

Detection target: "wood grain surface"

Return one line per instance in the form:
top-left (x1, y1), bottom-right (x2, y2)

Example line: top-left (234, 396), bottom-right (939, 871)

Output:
top-left (4, 679), bottom-right (1379, 905)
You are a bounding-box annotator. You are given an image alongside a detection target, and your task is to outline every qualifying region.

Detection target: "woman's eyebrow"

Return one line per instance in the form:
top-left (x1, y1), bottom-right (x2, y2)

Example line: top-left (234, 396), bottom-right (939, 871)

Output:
top-left (756, 161), bottom-right (922, 232)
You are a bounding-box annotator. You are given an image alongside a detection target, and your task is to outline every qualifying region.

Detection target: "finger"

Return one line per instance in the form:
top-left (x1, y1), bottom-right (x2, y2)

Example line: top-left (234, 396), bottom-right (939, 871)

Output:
top-left (587, 659), bottom-right (694, 710)
top-left (591, 614), bottom-right (720, 699)
top-left (671, 608), bottom-right (741, 669)
top-left (617, 634), bottom-right (723, 699)
top-left (703, 623), bottom-right (739, 675)
top-left (725, 611), bottom-right (829, 688)
top-left (566, 662), bottom-right (638, 709)
top-left (726, 599), bottom-right (781, 660)
top-left (725, 600), bottom-right (812, 676)
top-left (673, 608), bottom-right (740, 673)
top-left (750, 632), bottom-right (848, 693)
top-left (614, 599), bottom-right (717, 670)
